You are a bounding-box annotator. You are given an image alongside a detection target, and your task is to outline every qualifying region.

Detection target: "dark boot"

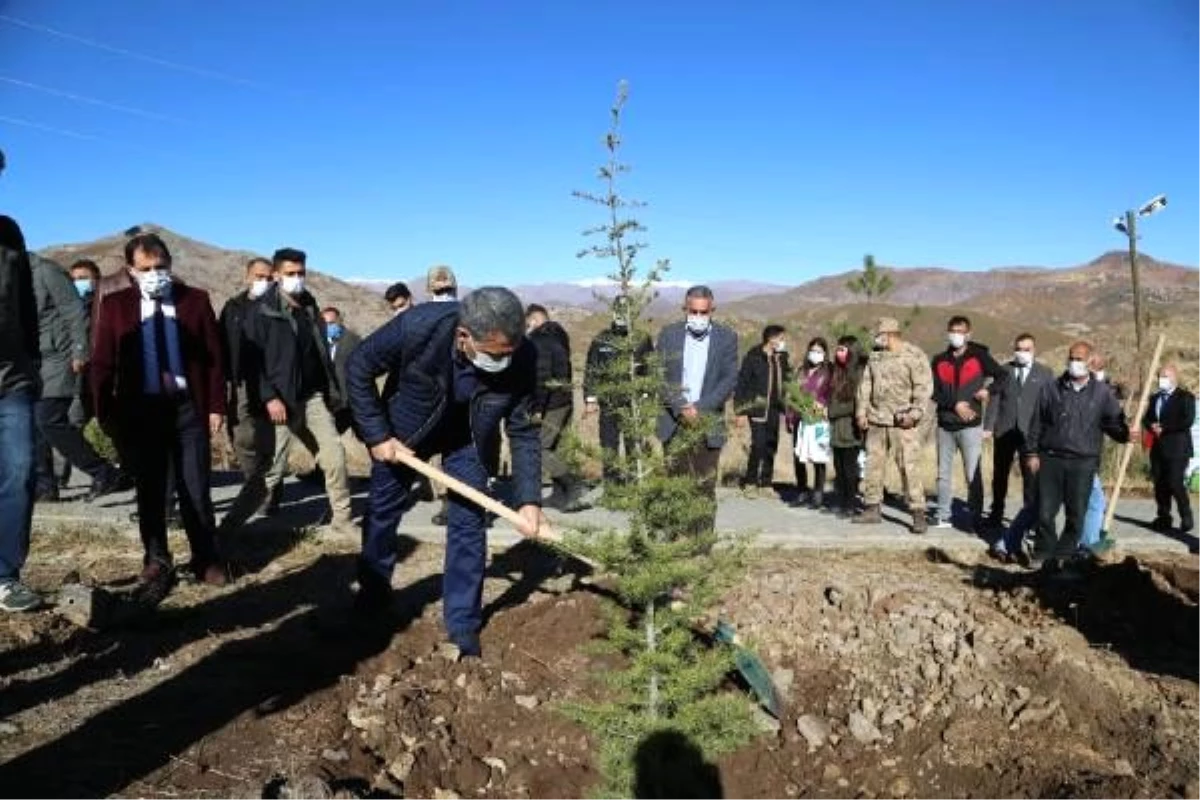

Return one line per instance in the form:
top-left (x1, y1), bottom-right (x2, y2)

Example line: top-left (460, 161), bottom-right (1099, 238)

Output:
top-left (559, 477), bottom-right (592, 514)
top-left (811, 490), bottom-right (824, 510)
top-left (852, 504), bottom-right (882, 524)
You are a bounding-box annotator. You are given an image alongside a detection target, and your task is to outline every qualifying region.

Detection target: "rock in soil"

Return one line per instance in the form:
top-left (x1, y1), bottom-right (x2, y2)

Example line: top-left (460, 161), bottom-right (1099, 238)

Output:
top-left (796, 714), bottom-right (831, 748)
top-left (848, 711), bottom-right (882, 744)
top-left (514, 694), bottom-right (539, 710)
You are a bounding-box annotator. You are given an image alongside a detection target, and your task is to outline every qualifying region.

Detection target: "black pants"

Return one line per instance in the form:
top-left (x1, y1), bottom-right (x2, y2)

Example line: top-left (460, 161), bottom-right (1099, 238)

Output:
top-left (832, 446), bottom-right (861, 509)
top-left (744, 413), bottom-right (780, 487)
top-left (1151, 451), bottom-right (1193, 525)
top-left (119, 397), bottom-right (219, 569)
top-left (34, 397), bottom-right (112, 493)
top-left (598, 408), bottom-right (622, 481)
top-left (666, 436), bottom-right (721, 536)
top-left (990, 429), bottom-right (1036, 522)
top-left (795, 460), bottom-right (827, 495)
top-left (1035, 455), bottom-right (1097, 561)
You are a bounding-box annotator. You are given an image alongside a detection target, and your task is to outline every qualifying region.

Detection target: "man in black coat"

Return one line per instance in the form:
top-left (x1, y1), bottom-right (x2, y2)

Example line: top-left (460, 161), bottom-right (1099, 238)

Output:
top-left (583, 296), bottom-right (653, 484)
top-left (525, 304), bottom-right (589, 512)
top-left (1143, 364), bottom-right (1195, 534)
top-left (734, 324), bottom-right (790, 494)
top-left (321, 306), bottom-right (363, 435)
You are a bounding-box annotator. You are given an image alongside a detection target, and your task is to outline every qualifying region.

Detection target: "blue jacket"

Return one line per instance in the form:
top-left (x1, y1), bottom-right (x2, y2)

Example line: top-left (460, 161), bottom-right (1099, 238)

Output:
top-left (656, 320), bottom-right (739, 448)
top-left (345, 301), bottom-right (543, 507)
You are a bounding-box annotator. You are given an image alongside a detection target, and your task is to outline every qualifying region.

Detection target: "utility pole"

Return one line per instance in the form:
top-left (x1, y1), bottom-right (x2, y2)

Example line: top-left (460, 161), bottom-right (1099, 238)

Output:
top-left (1125, 208), bottom-right (1143, 361)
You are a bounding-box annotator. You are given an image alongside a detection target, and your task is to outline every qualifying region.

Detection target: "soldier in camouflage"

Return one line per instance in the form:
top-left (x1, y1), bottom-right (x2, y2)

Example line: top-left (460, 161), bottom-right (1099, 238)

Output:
top-left (852, 317), bottom-right (934, 532)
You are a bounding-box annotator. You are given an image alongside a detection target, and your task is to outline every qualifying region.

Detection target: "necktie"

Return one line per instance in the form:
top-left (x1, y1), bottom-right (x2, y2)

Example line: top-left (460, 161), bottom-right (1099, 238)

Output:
top-left (153, 301), bottom-right (175, 394)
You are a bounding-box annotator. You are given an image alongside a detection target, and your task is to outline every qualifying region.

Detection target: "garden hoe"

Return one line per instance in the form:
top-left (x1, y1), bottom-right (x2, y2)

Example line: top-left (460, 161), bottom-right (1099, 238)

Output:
top-left (392, 450), bottom-right (783, 715)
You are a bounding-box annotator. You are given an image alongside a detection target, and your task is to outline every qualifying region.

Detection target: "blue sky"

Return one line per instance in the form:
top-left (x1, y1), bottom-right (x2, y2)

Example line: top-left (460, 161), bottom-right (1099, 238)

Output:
top-left (1, 0), bottom-right (1196, 285)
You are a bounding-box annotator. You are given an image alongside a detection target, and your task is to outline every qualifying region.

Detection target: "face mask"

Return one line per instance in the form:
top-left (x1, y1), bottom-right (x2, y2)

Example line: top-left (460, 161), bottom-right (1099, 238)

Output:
top-left (835, 349), bottom-right (849, 365)
top-left (808, 350), bottom-right (825, 365)
top-left (947, 332), bottom-right (967, 349)
top-left (612, 319), bottom-right (629, 334)
top-left (1067, 359), bottom-right (1089, 379)
top-left (1159, 377), bottom-right (1175, 393)
top-left (73, 279), bottom-right (94, 299)
top-left (686, 315), bottom-right (711, 336)
top-left (325, 322), bottom-right (343, 341)
top-left (136, 269), bottom-right (171, 299)
top-left (874, 334), bottom-right (889, 350)
top-left (431, 292), bottom-right (456, 303)
top-left (248, 278), bottom-right (270, 299)
top-left (1093, 370), bottom-right (1106, 383)
top-left (1013, 350), bottom-right (1033, 367)
top-left (471, 349), bottom-right (511, 373)
top-left (772, 340), bottom-right (787, 353)
top-left (280, 275), bottom-right (305, 296)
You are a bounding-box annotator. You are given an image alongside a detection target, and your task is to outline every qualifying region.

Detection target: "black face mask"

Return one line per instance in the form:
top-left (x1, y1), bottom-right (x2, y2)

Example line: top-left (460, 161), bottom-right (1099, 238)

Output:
top-left (612, 320), bottom-right (629, 334)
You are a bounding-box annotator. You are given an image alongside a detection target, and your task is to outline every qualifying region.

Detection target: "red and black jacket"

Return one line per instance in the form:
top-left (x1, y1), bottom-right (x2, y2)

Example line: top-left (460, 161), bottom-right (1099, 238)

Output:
top-left (931, 342), bottom-right (1009, 431)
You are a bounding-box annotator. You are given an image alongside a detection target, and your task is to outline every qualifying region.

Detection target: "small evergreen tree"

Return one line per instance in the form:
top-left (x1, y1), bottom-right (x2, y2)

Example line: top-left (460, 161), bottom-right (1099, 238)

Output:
top-left (846, 252), bottom-right (894, 306)
top-left (565, 80), bottom-right (758, 797)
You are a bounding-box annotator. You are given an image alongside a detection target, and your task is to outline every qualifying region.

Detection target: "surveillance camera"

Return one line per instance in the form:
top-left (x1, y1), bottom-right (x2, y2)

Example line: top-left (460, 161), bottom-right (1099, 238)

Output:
top-left (1138, 194), bottom-right (1167, 217)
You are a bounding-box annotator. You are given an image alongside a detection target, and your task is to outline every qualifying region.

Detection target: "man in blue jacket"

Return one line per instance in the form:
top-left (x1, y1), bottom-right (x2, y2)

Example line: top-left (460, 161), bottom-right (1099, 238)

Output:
top-left (346, 286), bottom-right (543, 656)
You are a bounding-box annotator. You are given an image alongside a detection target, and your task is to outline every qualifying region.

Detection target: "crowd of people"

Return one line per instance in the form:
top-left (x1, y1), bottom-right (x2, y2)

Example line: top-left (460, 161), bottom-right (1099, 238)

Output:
top-left (0, 216), bottom-right (1194, 656)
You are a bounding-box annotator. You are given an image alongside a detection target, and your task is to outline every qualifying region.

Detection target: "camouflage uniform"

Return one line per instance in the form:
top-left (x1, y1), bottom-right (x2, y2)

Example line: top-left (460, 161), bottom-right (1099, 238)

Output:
top-left (856, 338), bottom-right (933, 511)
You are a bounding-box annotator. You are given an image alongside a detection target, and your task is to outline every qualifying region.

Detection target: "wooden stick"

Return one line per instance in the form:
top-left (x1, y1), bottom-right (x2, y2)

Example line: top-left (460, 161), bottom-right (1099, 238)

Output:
top-left (1103, 333), bottom-right (1167, 532)
top-left (391, 449), bottom-right (600, 569)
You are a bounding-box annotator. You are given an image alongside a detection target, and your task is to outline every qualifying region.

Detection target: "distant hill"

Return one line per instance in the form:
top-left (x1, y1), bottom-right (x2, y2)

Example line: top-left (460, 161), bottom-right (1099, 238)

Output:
top-left (39, 224), bottom-right (393, 336)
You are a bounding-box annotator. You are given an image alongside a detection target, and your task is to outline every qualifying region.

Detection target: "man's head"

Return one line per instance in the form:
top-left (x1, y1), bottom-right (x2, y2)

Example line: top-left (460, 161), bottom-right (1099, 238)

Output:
top-left (1068, 340), bottom-right (1094, 381)
top-left (683, 285), bottom-right (715, 336)
top-left (321, 307), bottom-right (344, 340)
top-left (761, 324), bottom-right (786, 353)
top-left (457, 287), bottom-right (525, 374)
top-left (272, 248), bottom-right (307, 297)
top-left (525, 303), bottom-right (549, 334)
top-left (873, 317), bottom-right (902, 350)
top-left (1159, 364), bottom-right (1178, 392)
top-left (69, 259), bottom-right (100, 299)
top-left (245, 257), bottom-right (273, 298)
top-left (1013, 333), bottom-right (1036, 366)
top-left (125, 233), bottom-right (173, 299)
top-left (427, 264), bottom-right (458, 301)
top-left (385, 281), bottom-right (412, 315)
top-left (946, 315), bottom-right (971, 351)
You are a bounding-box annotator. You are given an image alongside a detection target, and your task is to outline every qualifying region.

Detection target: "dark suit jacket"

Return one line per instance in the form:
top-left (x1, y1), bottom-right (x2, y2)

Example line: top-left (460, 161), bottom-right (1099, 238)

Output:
top-left (1143, 387), bottom-right (1196, 460)
top-left (984, 359), bottom-right (1055, 438)
top-left (90, 283), bottom-right (226, 429)
top-left (329, 329), bottom-right (362, 412)
top-left (656, 321), bottom-right (739, 448)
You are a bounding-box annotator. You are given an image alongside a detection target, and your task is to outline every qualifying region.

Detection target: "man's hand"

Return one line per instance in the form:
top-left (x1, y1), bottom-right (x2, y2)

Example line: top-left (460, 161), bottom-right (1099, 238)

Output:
top-left (71, 358), bottom-right (88, 375)
top-left (856, 415), bottom-right (869, 431)
top-left (1024, 454), bottom-right (1040, 474)
top-left (266, 398), bottom-right (288, 425)
top-left (516, 504), bottom-right (546, 538)
top-left (982, 429), bottom-right (993, 440)
top-left (369, 437), bottom-right (414, 464)
top-left (954, 401), bottom-right (977, 423)
top-left (680, 404), bottom-right (699, 422)
top-left (208, 414), bottom-right (225, 438)
top-left (973, 388), bottom-right (989, 402)
top-left (1151, 423), bottom-right (1163, 436)
top-left (584, 400), bottom-right (598, 417)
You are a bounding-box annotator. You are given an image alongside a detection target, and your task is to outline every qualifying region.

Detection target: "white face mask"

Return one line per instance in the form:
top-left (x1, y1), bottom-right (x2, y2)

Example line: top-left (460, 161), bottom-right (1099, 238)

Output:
top-left (874, 334), bottom-right (889, 350)
top-left (280, 275), bottom-right (305, 296)
top-left (686, 315), bottom-right (711, 336)
top-left (1093, 370), bottom-right (1105, 383)
top-left (430, 293), bottom-right (456, 303)
top-left (136, 269), bottom-right (171, 299)
top-left (248, 278), bottom-right (270, 299)
top-left (772, 340), bottom-right (787, 353)
top-left (808, 350), bottom-right (825, 365)
top-left (947, 332), bottom-right (967, 349)
top-left (1159, 377), bottom-right (1175, 392)
top-left (1013, 350), bottom-right (1033, 367)
top-left (471, 350), bottom-right (511, 373)
top-left (1067, 359), bottom-right (1089, 379)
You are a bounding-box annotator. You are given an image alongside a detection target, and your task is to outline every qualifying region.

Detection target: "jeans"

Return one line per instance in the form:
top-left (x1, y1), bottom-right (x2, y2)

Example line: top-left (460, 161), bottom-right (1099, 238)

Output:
top-left (0, 390), bottom-right (36, 583)
top-left (1079, 475), bottom-right (1105, 550)
top-left (359, 439), bottom-right (491, 637)
top-left (936, 426), bottom-right (984, 523)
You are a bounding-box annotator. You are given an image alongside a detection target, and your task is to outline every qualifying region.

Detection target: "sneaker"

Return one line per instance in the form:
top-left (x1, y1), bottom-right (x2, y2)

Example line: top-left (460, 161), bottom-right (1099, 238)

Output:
top-left (934, 518), bottom-right (953, 529)
top-left (0, 581), bottom-right (43, 612)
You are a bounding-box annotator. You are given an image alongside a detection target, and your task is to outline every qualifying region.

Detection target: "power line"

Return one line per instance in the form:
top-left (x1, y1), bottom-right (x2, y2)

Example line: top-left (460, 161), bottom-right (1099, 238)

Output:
top-left (0, 114), bottom-right (104, 141)
top-left (0, 13), bottom-right (277, 92)
top-left (0, 76), bottom-right (186, 124)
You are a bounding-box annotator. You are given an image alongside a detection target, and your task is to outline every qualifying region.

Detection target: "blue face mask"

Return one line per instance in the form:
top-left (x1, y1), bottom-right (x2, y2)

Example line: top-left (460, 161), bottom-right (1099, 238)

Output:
top-left (325, 322), bottom-right (343, 341)
top-left (73, 279), bottom-right (95, 299)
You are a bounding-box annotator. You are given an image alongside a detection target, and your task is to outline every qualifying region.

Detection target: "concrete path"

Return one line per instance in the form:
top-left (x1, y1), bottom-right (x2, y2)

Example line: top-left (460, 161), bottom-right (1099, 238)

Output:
top-left (33, 471), bottom-right (1198, 556)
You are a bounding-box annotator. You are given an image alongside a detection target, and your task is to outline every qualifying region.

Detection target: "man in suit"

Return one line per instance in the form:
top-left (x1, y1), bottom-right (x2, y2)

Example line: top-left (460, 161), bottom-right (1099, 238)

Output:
top-left (347, 287), bottom-right (543, 655)
top-left (321, 306), bottom-right (362, 435)
top-left (91, 233), bottom-right (228, 602)
top-left (983, 332), bottom-right (1055, 560)
top-left (1144, 364), bottom-right (1195, 534)
top-left (656, 285), bottom-right (739, 536)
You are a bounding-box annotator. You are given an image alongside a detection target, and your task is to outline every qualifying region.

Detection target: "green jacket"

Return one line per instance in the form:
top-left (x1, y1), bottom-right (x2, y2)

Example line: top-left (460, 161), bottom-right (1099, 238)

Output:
top-left (31, 254), bottom-right (90, 399)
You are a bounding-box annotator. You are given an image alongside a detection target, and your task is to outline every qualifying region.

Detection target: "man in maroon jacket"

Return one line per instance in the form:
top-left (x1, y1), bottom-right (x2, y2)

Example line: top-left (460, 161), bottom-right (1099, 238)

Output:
top-left (91, 233), bottom-right (228, 602)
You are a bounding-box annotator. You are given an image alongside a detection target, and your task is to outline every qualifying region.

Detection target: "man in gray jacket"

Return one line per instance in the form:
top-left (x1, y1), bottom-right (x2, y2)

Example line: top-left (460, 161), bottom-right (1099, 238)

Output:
top-left (983, 332), bottom-right (1054, 560)
top-left (657, 285), bottom-right (739, 535)
top-left (31, 255), bottom-right (127, 502)
top-left (0, 204), bottom-right (43, 611)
